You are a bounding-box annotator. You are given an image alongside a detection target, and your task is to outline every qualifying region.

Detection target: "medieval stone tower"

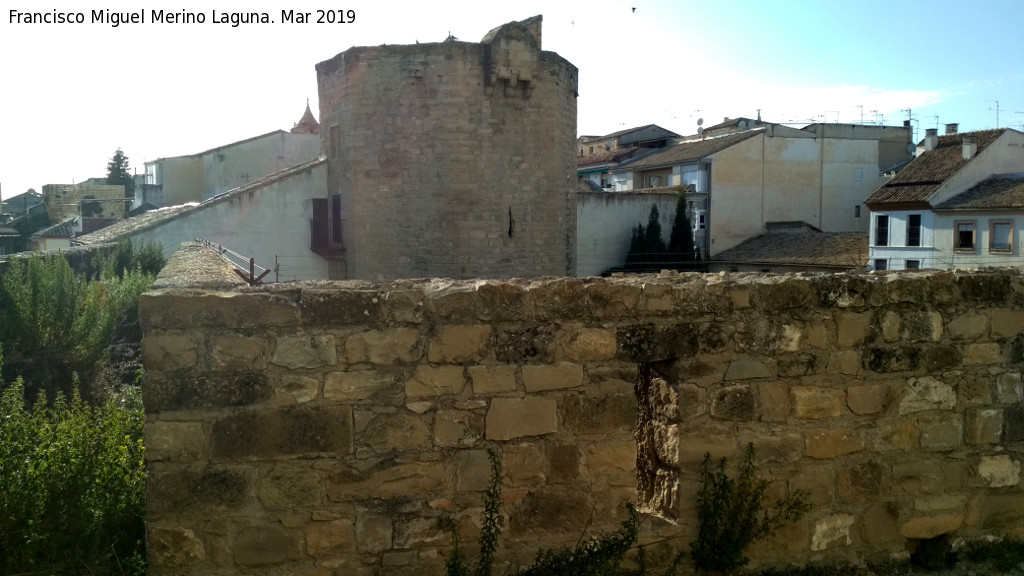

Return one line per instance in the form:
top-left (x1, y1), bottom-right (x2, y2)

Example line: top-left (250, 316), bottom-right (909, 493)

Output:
top-left (315, 16), bottom-right (578, 280)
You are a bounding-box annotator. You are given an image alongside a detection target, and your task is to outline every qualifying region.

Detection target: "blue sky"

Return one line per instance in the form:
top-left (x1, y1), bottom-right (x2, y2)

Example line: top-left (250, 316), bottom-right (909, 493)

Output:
top-left (2, 0), bottom-right (1022, 200)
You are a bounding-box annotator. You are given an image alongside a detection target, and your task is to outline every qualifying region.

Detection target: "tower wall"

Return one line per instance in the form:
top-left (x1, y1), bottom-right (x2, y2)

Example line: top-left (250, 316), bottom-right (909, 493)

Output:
top-left (315, 17), bottom-right (578, 280)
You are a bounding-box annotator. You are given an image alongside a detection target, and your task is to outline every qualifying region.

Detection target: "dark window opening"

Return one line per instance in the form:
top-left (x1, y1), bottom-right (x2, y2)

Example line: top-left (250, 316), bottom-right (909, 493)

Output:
top-left (907, 214), bottom-right (921, 246)
top-left (906, 260), bottom-right (920, 269)
top-left (874, 259), bottom-right (888, 271)
top-left (955, 222), bottom-right (975, 252)
top-left (875, 215), bottom-right (889, 246)
top-left (331, 194), bottom-right (342, 246)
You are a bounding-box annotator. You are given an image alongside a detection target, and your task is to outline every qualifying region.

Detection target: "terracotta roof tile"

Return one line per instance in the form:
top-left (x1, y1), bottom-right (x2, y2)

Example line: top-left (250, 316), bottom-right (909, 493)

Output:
top-left (713, 227), bottom-right (867, 269)
top-left (865, 129), bottom-right (1005, 206)
top-left (935, 175), bottom-right (1024, 211)
top-left (615, 130), bottom-right (761, 171)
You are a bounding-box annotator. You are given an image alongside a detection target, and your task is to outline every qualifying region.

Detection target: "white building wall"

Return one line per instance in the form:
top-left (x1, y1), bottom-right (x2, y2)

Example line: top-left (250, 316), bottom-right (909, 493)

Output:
top-left (576, 191), bottom-right (678, 276)
top-left (932, 212), bottom-right (1022, 269)
top-left (129, 162), bottom-right (329, 281)
top-left (930, 131), bottom-right (1024, 205)
top-left (201, 132), bottom-right (320, 200)
top-left (867, 210), bottom-right (935, 270)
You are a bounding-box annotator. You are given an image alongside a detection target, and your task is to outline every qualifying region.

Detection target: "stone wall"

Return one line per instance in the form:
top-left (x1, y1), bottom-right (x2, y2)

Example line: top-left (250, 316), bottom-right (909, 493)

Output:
top-left (141, 243), bottom-right (1024, 575)
top-left (315, 16), bottom-right (578, 280)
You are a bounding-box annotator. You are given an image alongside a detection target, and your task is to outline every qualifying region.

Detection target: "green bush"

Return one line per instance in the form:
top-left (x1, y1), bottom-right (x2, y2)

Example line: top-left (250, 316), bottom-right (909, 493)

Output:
top-left (0, 365), bottom-right (147, 575)
top-left (0, 243), bottom-right (162, 400)
top-left (691, 443), bottom-right (810, 573)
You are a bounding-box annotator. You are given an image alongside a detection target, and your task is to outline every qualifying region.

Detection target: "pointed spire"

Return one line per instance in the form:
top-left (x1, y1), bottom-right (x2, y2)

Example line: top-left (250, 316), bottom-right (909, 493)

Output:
top-left (291, 99), bottom-right (320, 135)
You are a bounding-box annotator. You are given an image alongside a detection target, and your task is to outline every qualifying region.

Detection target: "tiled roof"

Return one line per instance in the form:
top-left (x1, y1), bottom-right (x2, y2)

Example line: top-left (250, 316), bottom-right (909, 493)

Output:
top-left (0, 225), bottom-right (20, 237)
top-left (614, 130), bottom-right (761, 171)
top-left (713, 227), bottom-right (868, 269)
top-left (934, 175), bottom-right (1024, 211)
top-left (31, 217), bottom-right (77, 239)
top-left (78, 157), bottom-right (327, 245)
top-left (865, 129), bottom-right (1005, 206)
top-left (577, 147), bottom-right (646, 169)
top-left (579, 124), bottom-right (679, 143)
top-left (702, 117), bottom-right (757, 132)
top-left (291, 101), bottom-right (320, 135)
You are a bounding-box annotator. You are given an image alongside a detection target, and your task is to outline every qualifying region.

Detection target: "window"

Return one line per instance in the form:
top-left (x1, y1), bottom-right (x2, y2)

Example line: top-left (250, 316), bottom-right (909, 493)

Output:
top-left (693, 209), bottom-right (707, 230)
top-left (649, 175), bottom-right (661, 188)
top-left (330, 194), bottom-right (343, 246)
top-left (906, 260), bottom-right (921, 269)
top-left (907, 214), bottom-right (922, 246)
top-left (589, 146), bottom-right (594, 155)
top-left (874, 259), bottom-right (888, 271)
top-left (330, 125), bottom-right (340, 157)
top-left (954, 221), bottom-right (976, 252)
top-left (874, 215), bottom-right (889, 246)
top-left (854, 205), bottom-right (861, 218)
top-left (855, 167), bottom-right (864, 182)
top-left (990, 221), bottom-right (1013, 253)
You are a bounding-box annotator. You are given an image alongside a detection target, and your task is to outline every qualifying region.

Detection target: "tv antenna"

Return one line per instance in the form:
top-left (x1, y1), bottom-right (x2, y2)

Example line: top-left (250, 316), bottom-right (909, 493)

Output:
top-left (870, 110), bottom-right (884, 125)
top-left (925, 115), bottom-right (939, 130)
top-left (988, 100), bottom-right (1001, 128)
top-left (825, 110), bottom-right (839, 123)
top-left (856, 104), bottom-right (863, 125)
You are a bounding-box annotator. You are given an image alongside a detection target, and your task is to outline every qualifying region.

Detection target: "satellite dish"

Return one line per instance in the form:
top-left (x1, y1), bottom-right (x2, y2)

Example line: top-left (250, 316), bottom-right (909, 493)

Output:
top-left (738, 120), bottom-right (747, 128)
top-left (906, 143), bottom-right (916, 155)
top-left (697, 127), bottom-right (705, 135)
top-left (696, 118), bottom-right (704, 126)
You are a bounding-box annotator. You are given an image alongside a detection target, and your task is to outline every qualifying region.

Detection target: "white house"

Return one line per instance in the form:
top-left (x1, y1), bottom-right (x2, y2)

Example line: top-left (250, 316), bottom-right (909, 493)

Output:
top-left (864, 127), bottom-right (1024, 270)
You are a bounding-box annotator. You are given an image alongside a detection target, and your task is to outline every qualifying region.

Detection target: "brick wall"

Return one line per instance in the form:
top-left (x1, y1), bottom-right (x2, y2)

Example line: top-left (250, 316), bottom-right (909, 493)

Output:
top-left (141, 243), bottom-right (1024, 575)
top-left (314, 17), bottom-right (578, 280)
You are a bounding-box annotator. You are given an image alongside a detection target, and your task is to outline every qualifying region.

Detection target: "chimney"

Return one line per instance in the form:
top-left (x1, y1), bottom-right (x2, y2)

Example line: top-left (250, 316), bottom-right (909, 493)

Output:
top-left (945, 123), bottom-right (959, 135)
top-left (925, 128), bottom-right (939, 151)
top-left (962, 135), bottom-right (977, 160)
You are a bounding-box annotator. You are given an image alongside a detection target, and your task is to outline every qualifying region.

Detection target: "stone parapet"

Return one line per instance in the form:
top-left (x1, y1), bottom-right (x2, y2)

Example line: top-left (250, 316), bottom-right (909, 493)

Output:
top-left (142, 246), bottom-right (1024, 574)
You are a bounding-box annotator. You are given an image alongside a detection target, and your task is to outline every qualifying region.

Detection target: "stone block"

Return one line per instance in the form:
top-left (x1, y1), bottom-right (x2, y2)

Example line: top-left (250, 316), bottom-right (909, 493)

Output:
top-left (876, 418), bottom-right (918, 451)
top-left (995, 372), bottom-right (1023, 403)
top-left (992, 308), bottom-right (1024, 338)
top-left (826, 350), bottom-right (860, 375)
top-left (899, 376), bottom-right (955, 415)
top-left (346, 328), bottom-right (421, 364)
top-left (327, 462), bottom-right (446, 500)
top-left (486, 397), bottom-right (557, 440)
top-left (899, 514), bottom-right (963, 539)
top-left (1006, 405), bottom-right (1024, 442)
top-left (145, 421), bottom-right (205, 462)
top-left (759, 382), bottom-right (790, 422)
top-left (562, 393), bottom-right (636, 434)
top-left (791, 386), bottom-right (845, 419)
top-left (678, 431), bottom-right (737, 465)
top-left (811, 514), bottom-right (855, 551)
top-left (362, 413), bottom-right (431, 454)
top-left (148, 526), bottom-right (206, 566)
top-left (806, 321), bottom-right (829, 349)
top-left (144, 370), bottom-right (272, 412)
top-left (492, 325), bottom-right (555, 363)
top-left (211, 405), bottom-right (353, 460)
top-left (920, 417), bottom-right (963, 451)
top-left (141, 333), bottom-right (197, 370)
top-left (586, 282), bottom-right (642, 317)
top-left (966, 493), bottom-right (1024, 533)
top-left (522, 362), bottom-right (584, 392)
top-left (616, 323), bottom-right (699, 363)
top-left (259, 466), bottom-right (323, 510)
top-left (406, 365), bottom-right (466, 398)
top-left (468, 365), bottom-right (517, 395)
top-left (860, 503), bottom-right (900, 547)
top-left (789, 466), bottom-right (834, 506)
top-left (508, 489), bottom-right (592, 534)
top-left (141, 291), bottom-right (301, 330)
top-left (278, 374), bottom-right (319, 403)
top-left (433, 409), bottom-right (484, 447)
top-left (272, 334), bottom-right (337, 368)
top-left (948, 312), bottom-right (987, 340)
top-left (966, 408), bottom-right (1003, 445)
top-left (978, 454), bottom-right (1021, 487)
top-left (582, 440), bottom-right (637, 486)
top-left (963, 342), bottom-right (1002, 365)
top-left (915, 494), bottom-right (968, 512)
top-left (457, 449), bottom-right (492, 491)
top-left (299, 289), bottom-right (383, 325)
top-left (147, 466), bottom-right (249, 514)
top-left (710, 384), bottom-right (757, 420)
top-left (394, 517), bottom-right (447, 549)
top-left (902, 311), bottom-right (943, 342)
top-left (806, 429), bottom-right (864, 459)
top-left (325, 370), bottom-right (391, 401)
top-left (557, 327), bottom-right (617, 361)
top-left (427, 325), bottom-right (491, 363)
top-left (211, 334), bottom-right (269, 371)
top-left (893, 460), bottom-right (943, 495)
top-left (503, 442), bottom-right (547, 487)
top-left (837, 460), bottom-right (886, 503)
top-left (356, 514), bottom-right (393, 554)
top-left (233, 525), bottom-right (302, 566)
top-left (836, 312), bottom-right (872, 348)
top-left (846, 384), bottom-right (886, 415)
top-left (306, 519), bottom-right (356, 557)
top-left (723, 358), bottom-right (771, 381)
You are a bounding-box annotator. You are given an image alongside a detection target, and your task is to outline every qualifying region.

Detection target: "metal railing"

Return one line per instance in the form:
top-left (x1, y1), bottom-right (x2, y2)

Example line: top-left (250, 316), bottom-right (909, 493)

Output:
top-left (196, 238), bottom-right (270, 286)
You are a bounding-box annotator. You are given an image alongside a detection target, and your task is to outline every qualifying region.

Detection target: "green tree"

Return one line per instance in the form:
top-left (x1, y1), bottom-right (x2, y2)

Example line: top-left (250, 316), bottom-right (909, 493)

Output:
top-left (644, 204), bottom-right (666, 269)
top-left (667, 191), bottom-right (702, 270)
top-left (106, 148), bottom-right (135, 199)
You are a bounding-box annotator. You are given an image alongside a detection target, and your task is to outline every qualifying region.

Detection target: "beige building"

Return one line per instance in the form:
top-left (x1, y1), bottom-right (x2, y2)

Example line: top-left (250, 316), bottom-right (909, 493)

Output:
top-left (609, 119), bottom-right (913, 257)
top-left (141, 105), bottom-right (320, 208)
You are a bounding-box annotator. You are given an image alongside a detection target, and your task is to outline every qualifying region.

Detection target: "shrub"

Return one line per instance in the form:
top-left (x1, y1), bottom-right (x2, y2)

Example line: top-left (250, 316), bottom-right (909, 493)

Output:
top-left (691, 443), bottom-right (810, 573)
top-left (0, 368), bottom-right (147, 575)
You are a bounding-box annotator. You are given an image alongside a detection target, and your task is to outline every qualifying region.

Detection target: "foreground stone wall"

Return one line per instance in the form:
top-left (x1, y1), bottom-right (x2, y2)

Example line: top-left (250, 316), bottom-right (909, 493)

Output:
top-left (141, 243), bottom-right (1024, 575)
